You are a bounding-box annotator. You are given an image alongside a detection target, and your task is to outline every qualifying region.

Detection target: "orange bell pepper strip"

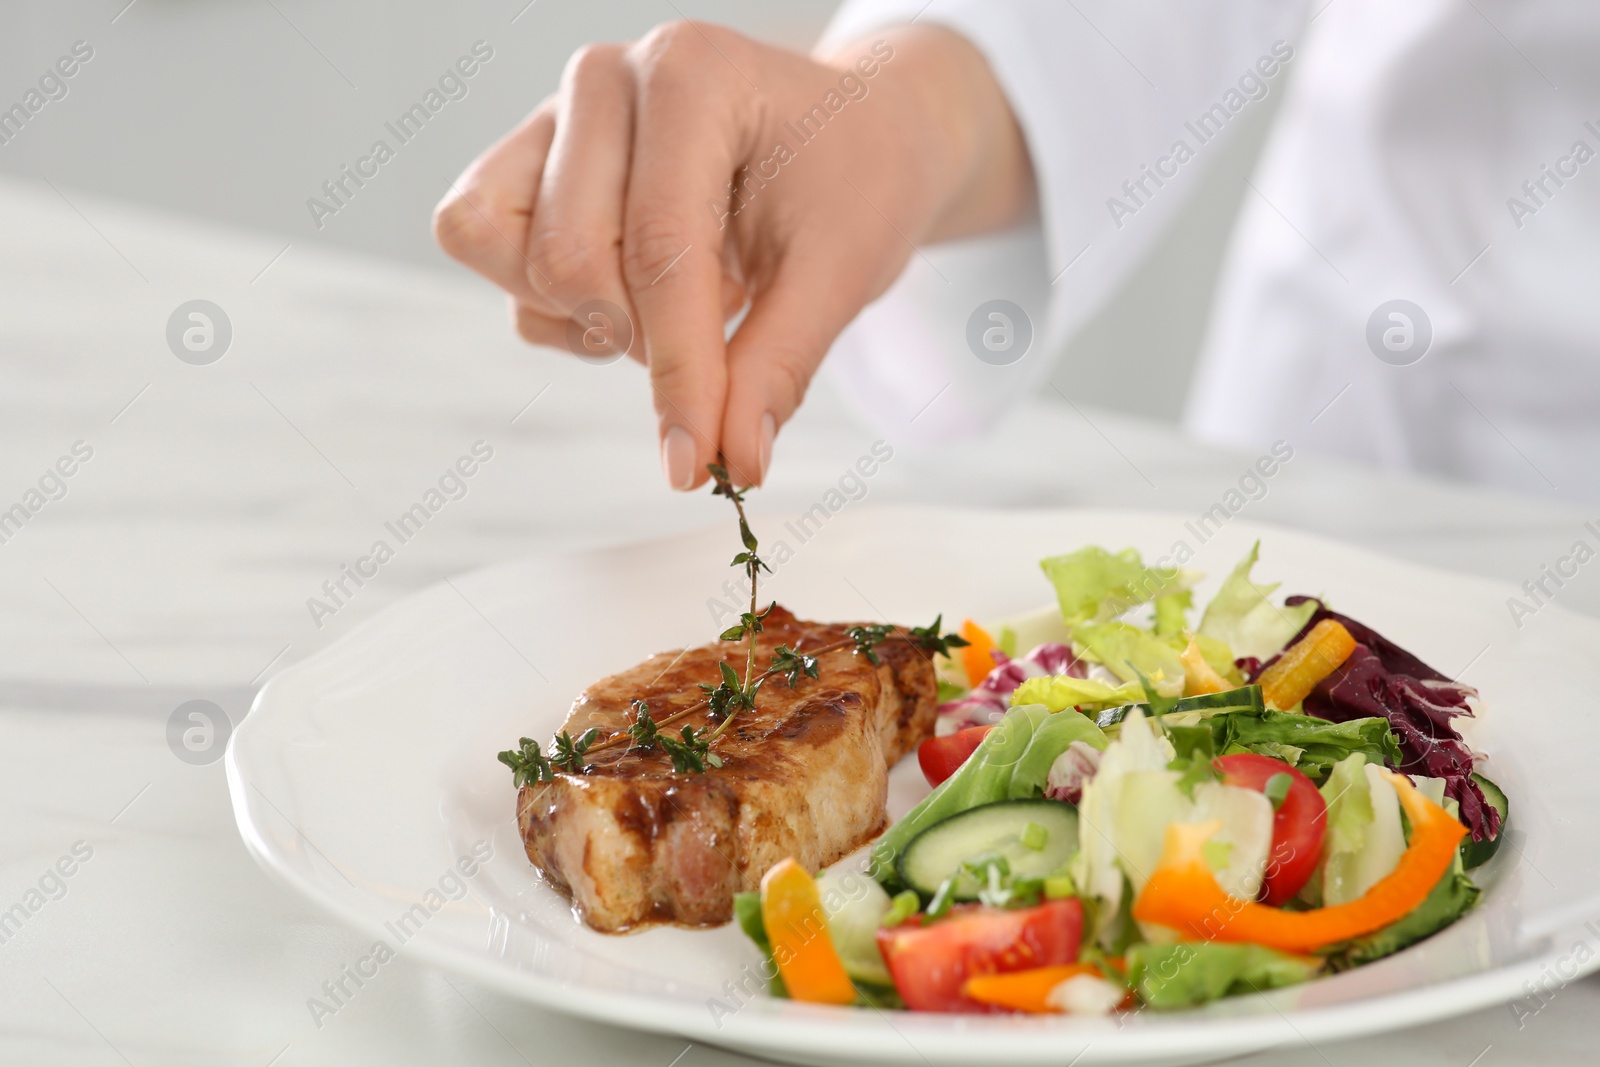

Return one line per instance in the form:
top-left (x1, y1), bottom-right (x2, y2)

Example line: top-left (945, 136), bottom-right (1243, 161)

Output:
top-left (1180, 638), bottom-right (1229, 696)
top-left (962, 964), bottom-right (1101, 1014)
top-left (760, 858), bottom-right (856, 1005)
top-left (959, 619), bottom-right (999, 688)
top-left (1132, 771), bottom-right (1466, 954)
top-left (1258, 619), bottom-right (1358, 710)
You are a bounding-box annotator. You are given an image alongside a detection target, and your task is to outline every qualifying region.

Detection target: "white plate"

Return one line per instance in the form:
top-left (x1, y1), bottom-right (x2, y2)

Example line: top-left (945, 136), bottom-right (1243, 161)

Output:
top-left (228, 507), bottom-right (1600, 1067)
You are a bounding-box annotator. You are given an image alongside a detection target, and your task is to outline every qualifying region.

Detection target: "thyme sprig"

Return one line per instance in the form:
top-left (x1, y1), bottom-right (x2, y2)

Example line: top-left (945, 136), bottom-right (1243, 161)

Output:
top-left (551, 727), bottom-right (599, 773)
top-left (497, 463), bottom-right (972, 784)
top-left (497, 726), bottom-right (599, 784)
top-left (497, 737), bottom-right (553, 786)
top-left (627, 700), bottom-right (660, 751)
top-left (704, 463), bottom-right (768, 745)
top-left (659, 724), bottom-right (723, 773)
top-left (770, 644), bottom-right (820, 687)
top-left (550, 617), bottom-right (967, 767)
top-left (846, 623), bottom-right (895, 665)
top-left (906, 614), bottom-right (969, 659)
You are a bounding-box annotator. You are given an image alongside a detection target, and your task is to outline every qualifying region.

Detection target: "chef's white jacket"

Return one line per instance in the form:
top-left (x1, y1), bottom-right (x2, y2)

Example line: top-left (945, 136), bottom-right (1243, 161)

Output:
top-left (819, 0), bottom-right (1600, 504)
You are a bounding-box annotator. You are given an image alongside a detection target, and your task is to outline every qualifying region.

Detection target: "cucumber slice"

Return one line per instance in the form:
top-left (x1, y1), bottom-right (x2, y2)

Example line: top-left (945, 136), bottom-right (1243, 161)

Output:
top-left (897, 800), bottom-right (1078, 901)
top-left (1460, 772), bottom-right (1509, 869)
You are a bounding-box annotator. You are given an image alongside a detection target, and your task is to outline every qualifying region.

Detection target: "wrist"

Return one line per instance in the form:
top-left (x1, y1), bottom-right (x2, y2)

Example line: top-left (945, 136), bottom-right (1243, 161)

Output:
top-left (824, 25), bottom-right (1034, 243)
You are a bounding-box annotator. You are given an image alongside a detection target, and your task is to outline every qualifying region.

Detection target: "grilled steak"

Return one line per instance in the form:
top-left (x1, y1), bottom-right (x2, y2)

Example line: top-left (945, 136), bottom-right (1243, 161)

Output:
top-left (515, 605), bottom-right (938, 933)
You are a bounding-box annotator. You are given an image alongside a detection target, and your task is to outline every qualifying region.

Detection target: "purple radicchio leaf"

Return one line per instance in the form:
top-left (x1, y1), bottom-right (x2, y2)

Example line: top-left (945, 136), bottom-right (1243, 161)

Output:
top-left (1044, 740), bottom-right (1103, 804)
top-left (1264, 598), bottom-right (1496, 841)
top-left (936, 642), bottom-right (1089, 728)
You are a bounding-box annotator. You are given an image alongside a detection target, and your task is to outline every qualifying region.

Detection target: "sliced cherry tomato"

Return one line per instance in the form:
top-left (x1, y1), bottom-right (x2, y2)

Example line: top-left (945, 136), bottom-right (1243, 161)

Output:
top-left (875, 898), bottom-right (1083, 1013)
top-left (1214, 752), bottom-right (1327, 906)
top-left (917, 725), bottom-right (994, 787)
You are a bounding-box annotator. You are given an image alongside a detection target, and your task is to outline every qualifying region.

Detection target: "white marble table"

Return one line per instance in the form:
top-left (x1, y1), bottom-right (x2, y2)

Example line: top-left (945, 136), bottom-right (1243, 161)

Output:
top-left (1, 175), bottom-right (1596, 1066)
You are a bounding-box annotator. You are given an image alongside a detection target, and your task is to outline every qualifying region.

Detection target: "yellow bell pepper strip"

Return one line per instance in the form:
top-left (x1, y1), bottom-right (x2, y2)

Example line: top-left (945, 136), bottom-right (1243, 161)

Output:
top-left (1180, 637), bottom-right (1229, 696)
top-left (962, 964), bottom-right (1101, 1014)
top-left (759, 858), bottom-right (857, 1005)
top-left (1132, 771), bottom-right (1466, 954)
top-left (959, 619), bottom-right (999, 688)
top-left (1258, 619), bottom-right (1357, 710)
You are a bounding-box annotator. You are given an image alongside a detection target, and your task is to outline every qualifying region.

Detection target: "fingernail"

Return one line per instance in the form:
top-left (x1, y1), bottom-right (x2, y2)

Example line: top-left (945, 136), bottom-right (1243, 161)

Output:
top-left (758, 412), bottom-right (776, 485)
top-left (662, 425), bottom-right (696, 490)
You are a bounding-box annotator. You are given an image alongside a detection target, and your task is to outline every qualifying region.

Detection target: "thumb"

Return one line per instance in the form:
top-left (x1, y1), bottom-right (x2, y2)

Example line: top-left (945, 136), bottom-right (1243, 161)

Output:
top-left (718, 262), bottom-right (859, 486)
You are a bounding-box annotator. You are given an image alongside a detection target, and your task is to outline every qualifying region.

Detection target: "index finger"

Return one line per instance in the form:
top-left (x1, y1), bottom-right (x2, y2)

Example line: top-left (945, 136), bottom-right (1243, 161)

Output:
top-left (623, 25), bottom-right (749, 491)
top-left (432, 101), bottom-right (556, 306)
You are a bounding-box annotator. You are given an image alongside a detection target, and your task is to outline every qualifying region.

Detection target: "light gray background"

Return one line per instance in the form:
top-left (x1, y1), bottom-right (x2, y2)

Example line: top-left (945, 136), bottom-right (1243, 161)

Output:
top-left (0, 0), bottom-right (1276, 422)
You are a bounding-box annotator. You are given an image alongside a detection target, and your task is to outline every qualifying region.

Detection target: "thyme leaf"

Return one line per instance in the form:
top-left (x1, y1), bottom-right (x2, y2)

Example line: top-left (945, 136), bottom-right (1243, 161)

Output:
top-left (496, 737), bottom-right (553, 787)
top-left (550, 727), bottom-right (599, 773)
top-left (846, 623), bottom-right (895, 665)
top-left (770, 644), bottom-right (820, 687)
top-left (906, 614), bottom-right (970, 659)
top-left (659, 724), bottom-right (724, 774)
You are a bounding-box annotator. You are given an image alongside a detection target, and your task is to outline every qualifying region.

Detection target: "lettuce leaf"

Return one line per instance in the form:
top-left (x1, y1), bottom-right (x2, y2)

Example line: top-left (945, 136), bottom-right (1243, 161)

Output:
top-left (1127, 942), bottom-right (1322, 1009)
top-left (1323, 869), bottom-right (1480, 970)
top-left (1012, 675), bottom-right (1147, 712)
top-left (1041, 546), bottom-right (1196, 626)
top-left (1153, 590), bottom-right (1192, 636)
top-left (733, 891), bottom-right (787, 996)
top-left (1074, 622), bottom-right (1185, 697)
top-left (1074, 708), bottom-right (1175, 945)
top-left (1214, 710), bottom-right (1402, 781)
top-left (870, 704), bottom-right (1107, 885)
top-left (1197, 542), bottom-right (1318, 661)
top-left (1094, 685), bottom-right (1265, 729)
top-left (1085, 692), bottom-right (1397, 783)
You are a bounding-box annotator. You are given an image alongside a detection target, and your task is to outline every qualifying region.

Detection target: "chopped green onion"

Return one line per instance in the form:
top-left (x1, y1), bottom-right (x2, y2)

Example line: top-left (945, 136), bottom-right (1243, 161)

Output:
top-left (881, 889), bottom-right (921, 928)
top-left (1043, 873), bottom-right (1076, 900)
top-left (961, 851), bottom-right (1010, 880)
top-left (926, 877), bottom-right (956, 920)
top-left (1019, 820), bottom-right (1049, 851)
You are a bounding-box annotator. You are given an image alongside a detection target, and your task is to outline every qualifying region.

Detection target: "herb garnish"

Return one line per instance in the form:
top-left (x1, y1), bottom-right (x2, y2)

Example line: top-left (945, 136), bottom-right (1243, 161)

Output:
top-left (769, 645), bottom-right (820, 687)
top-left (627, 700), bottom-right (660, 751)
top-left (550, 727), bottom-right (599, 773)
top-left (846, 623), bottom-right (895, 665)
top-left (702, 463), bottom-right (768, 743)
top-left (498, 462), bottom-right (970, 782)
top-left (497, 737), bottom-right (554, 786)
top-left (659, 724), bottom-right (723, 773)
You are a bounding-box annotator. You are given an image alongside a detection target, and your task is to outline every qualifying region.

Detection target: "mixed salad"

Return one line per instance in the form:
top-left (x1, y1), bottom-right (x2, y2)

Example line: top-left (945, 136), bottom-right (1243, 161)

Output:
top-left (734, 543), bottom-right (1507, 1014)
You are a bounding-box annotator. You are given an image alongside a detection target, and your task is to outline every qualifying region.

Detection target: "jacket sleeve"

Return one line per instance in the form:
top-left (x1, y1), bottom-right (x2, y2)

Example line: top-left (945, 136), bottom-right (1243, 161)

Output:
top-left (814, 0), bottom-right (1308, 440)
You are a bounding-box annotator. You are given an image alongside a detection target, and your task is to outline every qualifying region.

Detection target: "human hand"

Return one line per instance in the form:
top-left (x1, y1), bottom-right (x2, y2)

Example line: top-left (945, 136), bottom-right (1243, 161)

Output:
top-left (434, 21), bottom-right (1031, 489)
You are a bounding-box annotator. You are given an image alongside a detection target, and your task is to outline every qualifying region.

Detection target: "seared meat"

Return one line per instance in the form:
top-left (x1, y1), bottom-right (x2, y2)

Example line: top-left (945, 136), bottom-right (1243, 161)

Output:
top-left (516, 605), bottom-right (938, 933)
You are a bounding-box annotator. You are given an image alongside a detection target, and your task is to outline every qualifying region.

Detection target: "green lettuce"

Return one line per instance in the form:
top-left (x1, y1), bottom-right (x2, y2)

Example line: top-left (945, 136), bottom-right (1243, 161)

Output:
top-left (1197, 542), bottom-right (1318, 661)
top-left (1211, 711), bottom-right (1401, 781)
top-left (1093, 685), bottom-right (1265, 729)
top-left (1012, 675), bottom-right (1147, 712)
top-left (1153, 590), bottom-right (1193, 636)
top-left (1315, 753), bottom-right (1373, 908)
top-left (1074, 622), bottom-right (1186, 697)
top-left (1323, 869), bottom-right (1480, 970)
top-left (870, 704), bottom-right (1107, 885)
top-left (1078, 690), bottom-right (1396, 781)
top-left (1073, 707), bottom-right (1177, 945)
top-left (1040, 546), bottom-right (1196, 626)
top-left (1127, 942), bottom-right (1322, 1009)
top-left (733, 891), bottom-right (787, 996)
